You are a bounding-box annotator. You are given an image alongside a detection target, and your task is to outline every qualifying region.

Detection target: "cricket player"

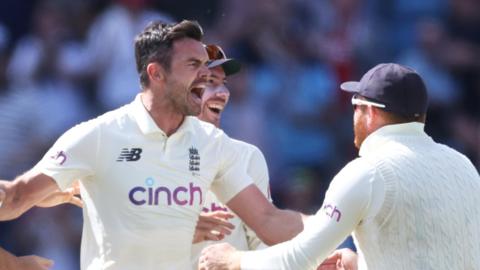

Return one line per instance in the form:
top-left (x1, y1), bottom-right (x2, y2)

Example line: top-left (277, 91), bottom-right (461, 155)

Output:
top-left (0, 20), bottom-right (305, 270)
top-left (199, 63), bottom-right (480, 270)
top-left (191, 44), bottom-right (270, 268)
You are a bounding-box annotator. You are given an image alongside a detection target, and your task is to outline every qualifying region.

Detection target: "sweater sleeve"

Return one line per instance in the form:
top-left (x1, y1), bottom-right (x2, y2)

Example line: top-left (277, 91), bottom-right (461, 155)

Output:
top-left (241, 158), bottom-right (379, 270)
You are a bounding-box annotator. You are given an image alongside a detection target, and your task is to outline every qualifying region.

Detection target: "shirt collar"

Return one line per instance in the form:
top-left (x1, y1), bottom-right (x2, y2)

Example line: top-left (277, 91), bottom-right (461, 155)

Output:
top-left (359, 122), bottom-right (426, 157)
top-left (130, 94), bottom-right (194, 136)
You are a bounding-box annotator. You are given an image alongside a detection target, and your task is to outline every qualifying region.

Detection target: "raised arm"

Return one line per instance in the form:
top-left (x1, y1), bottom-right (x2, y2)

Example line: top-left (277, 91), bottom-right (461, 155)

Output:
top-left (200, 159), bottom-right (378, 270)
top-left (0, 171), bottom-right (59, 221)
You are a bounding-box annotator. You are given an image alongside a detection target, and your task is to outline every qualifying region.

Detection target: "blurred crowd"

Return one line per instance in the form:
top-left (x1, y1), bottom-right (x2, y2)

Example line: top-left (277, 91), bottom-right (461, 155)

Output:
top-left (0, 0), bottom-right (478, 269)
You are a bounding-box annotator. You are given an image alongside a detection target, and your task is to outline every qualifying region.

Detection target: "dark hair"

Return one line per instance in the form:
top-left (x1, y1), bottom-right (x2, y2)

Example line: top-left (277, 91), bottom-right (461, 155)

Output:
top-left (134, 20), bottom-right (204, 88)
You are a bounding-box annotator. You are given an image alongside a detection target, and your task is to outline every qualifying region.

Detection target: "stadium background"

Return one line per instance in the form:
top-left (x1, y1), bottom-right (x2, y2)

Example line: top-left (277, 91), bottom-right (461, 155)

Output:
top-left (0, 0), bottom-right (478, 268)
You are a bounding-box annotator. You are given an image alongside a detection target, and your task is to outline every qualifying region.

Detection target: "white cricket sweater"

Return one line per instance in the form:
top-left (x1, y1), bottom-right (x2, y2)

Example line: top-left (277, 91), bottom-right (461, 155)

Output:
top-left (241, 123), bottom-right (480, 270)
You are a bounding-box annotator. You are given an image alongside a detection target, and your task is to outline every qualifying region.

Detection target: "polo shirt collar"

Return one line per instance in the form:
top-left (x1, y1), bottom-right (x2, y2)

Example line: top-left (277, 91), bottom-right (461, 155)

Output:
top-left (359, 122), bottom-right (426, 157)
top-left (130, 94), bottom-right (194, 136)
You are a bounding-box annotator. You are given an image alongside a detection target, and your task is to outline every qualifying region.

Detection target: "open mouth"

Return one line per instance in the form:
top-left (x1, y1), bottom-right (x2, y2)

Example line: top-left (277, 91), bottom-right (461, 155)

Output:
top-left (207, 103), bottom-right (224, 114)
top-left (190, 85), bottom-right (205, 100)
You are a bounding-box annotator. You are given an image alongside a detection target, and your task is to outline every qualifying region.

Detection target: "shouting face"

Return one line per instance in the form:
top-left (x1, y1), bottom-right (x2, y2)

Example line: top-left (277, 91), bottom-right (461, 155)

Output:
top-left (198, 66), bottom-right (230, 127)
top-left (163, 38), bottom-right (210, 116)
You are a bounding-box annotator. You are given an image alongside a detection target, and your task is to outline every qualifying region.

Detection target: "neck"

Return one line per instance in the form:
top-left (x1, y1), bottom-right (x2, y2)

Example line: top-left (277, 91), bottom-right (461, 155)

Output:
top-left (140, 90), bottom-right (184, 136)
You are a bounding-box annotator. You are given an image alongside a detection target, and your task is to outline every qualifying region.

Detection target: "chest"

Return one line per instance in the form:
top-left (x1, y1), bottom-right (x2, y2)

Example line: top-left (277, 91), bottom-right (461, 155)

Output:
top-left (93, 133), bottom-right (221, 209)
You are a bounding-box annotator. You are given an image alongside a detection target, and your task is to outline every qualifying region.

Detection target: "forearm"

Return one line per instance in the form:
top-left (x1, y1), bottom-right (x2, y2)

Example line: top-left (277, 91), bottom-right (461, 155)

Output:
top-left (241, 215), bottom-right (349, 270)
top-left (258, 208), bottom-right (305, 246)
top-left (0, 172), bottom-right (57, 220)
top-left (0, 180), bottom-right (25, 220)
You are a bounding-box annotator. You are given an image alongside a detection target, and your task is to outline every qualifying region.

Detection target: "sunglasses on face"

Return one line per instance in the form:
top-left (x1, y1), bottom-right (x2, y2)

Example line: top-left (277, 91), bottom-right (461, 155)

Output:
top-left (351, 94), bottom-right (386, 110)
top-left (205, 44), bottom-right (226, 61)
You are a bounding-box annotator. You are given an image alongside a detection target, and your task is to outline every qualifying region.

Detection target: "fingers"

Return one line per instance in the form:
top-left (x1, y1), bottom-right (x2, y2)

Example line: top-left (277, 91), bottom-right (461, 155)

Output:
top-left (0, 189), bottom-right (5, 208)
top-left (32, 255), bottom-right (54, 269)
top-left (197, 216), bottom-right (235, 233)
top-left (193, 211), bottom-right (235, 243)
top-left (207, 210), bottom-right (235, 220)
top-left (199, 212), bottom-right (235, 229)
top-left (69, 196), bottom-right (84, 208)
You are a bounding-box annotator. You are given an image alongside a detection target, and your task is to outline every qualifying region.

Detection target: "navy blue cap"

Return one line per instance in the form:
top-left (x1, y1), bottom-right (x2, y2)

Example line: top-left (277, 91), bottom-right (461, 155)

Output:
top-left (208, 58), bottom-right (241, 76)
top-left (341, 63), bottom-right (428, 117)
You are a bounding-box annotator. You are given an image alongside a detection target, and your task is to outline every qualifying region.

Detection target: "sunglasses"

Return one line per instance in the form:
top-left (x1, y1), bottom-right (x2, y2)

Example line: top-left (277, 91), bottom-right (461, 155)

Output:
top-left (205, 44), bottom-right (226, 61)
top-left (351, 94), bottom-right (386, 110)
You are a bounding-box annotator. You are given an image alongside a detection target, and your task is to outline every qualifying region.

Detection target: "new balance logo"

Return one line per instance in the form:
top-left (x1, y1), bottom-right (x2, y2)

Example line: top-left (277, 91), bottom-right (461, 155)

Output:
top-left (117, 148), bottom-right (142, 162)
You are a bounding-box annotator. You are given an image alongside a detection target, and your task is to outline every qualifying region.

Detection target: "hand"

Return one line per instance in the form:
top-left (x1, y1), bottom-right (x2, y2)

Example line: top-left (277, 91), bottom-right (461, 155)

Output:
top-left (317, 248), bottom-right (358, 270)
top-left (198, 243), bottom-right (242, 270)
top-left (16, 255), bottom-right (54, 270)
top-left (36, 181), bottom-right (83, 208)
top-left (193, 211), bottom-right (235, 244)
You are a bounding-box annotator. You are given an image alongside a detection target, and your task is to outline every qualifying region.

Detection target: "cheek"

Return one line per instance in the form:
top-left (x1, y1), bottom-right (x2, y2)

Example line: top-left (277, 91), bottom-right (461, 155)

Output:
top-left (202, 89), bottom-right (215, 100)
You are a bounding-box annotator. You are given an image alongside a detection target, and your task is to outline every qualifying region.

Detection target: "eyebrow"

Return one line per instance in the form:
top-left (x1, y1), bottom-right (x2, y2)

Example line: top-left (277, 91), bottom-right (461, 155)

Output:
top-left (186, 57), bottom-right (207, 65)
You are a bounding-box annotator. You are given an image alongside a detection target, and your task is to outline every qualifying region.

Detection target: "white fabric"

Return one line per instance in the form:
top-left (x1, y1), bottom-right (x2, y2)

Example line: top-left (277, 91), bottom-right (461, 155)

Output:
top-left (35, 94), bottom-right (253, 270)
top-left (191, 140), bottom-right (270, 268)
top-left (241, 122), bottom-right (480, 270)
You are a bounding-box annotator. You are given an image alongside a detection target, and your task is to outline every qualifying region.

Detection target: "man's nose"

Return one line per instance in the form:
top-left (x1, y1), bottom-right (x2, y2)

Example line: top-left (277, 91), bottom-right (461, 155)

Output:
top-left (215, 85), bottom-right (230, 99)
top-left (199, 64), bottom-right (211, 79)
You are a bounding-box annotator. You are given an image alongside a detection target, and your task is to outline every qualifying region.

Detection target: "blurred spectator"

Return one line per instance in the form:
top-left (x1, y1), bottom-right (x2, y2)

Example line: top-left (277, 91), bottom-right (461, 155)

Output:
top-left (0, 24), bottom-right (42, 179)
top-left (221, 65), bottom-right (268, 152)
top-left (63, 0), bottom-right (174, 111)
top-left (0, 1), bottom-right (479, 269)
top-left (7, 0), bottom-right (90, 142)
top-left (444, 0), bottom-right (480, 118)
top-left (397, 19), bottom-right (461, 142)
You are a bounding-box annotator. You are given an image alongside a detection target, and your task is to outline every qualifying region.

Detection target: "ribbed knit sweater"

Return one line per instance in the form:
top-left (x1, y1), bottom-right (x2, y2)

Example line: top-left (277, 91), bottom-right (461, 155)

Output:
top-left (241, 123), bottom-right (480, 270)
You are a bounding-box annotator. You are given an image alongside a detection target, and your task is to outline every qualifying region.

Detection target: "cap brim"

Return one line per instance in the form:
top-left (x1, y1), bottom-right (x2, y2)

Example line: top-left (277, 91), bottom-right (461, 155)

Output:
top-left (208, 58), bottom-right (241, 76)
top-left (340, 81), bottom-right (360, 93)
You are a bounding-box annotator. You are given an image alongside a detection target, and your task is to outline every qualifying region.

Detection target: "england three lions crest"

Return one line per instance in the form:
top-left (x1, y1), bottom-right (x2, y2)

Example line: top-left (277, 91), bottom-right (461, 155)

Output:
top-left (189, 147), bottom-right (200, 174)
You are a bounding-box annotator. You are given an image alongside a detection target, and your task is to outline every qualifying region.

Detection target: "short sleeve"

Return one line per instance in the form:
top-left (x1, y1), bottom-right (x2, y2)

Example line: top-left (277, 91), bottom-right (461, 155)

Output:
top-left (243, 145), bottom-right (270, 250)
top-left (210, 136), bottom-right (254, 204)
top-left (34, 121), bottom-right (99, 191)
top-left (246, 146), bottom-right (271, 200)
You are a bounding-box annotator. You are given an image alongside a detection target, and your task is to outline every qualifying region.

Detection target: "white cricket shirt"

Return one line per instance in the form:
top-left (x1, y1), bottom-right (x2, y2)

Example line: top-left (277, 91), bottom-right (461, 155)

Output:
top-left (35, 94), bottom-right (253, 270)
top-left (241, 123), bottom-right (480, 269)
top-left (191, 139), bottom-right (270, 268)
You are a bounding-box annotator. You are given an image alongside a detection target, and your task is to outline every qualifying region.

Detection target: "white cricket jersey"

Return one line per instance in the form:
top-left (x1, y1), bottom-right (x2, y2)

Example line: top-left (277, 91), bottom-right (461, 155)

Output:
top-left (35, 94), bottom-right (253, 270)
top-left (241, 123), bottom-right (480, 270)
top-left (191, 139), bottom-right (271, 268)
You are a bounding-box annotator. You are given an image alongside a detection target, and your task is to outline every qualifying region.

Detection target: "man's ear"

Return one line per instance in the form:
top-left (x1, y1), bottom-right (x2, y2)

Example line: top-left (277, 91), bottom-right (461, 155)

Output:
top-left (146, 62), bottom-right (166, 83)
top-left (366, 106), bottom-right (376, 128)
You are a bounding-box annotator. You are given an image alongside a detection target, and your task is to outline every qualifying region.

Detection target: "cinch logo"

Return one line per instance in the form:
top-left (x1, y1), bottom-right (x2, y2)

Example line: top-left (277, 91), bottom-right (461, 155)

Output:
top-left (128, 177), bottom-right (203, 206)
top-left (323, 203), bottom-right (342, 222)
top-left (117, 148), bottom-right (142, 162)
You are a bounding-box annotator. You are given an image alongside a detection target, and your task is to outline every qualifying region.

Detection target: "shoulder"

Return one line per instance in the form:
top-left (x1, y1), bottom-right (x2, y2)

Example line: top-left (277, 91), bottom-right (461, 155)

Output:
top-left (330, 158), bottom-right (376, 192)
top-left (190, 117), bottom-right (227, 139)
top-left (62, 104), bottom-right (132, 139)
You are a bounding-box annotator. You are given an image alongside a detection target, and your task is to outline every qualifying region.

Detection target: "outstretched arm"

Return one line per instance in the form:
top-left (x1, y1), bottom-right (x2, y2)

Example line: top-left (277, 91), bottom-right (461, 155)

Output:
top-left (35, 181), bottom-right (83, 208)
top-left (200, 159), bottom-right (377, 270)
top-left (226, 184), bottom-right (307, 246)
top-left (0, 170), bottom-right (60, 221)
